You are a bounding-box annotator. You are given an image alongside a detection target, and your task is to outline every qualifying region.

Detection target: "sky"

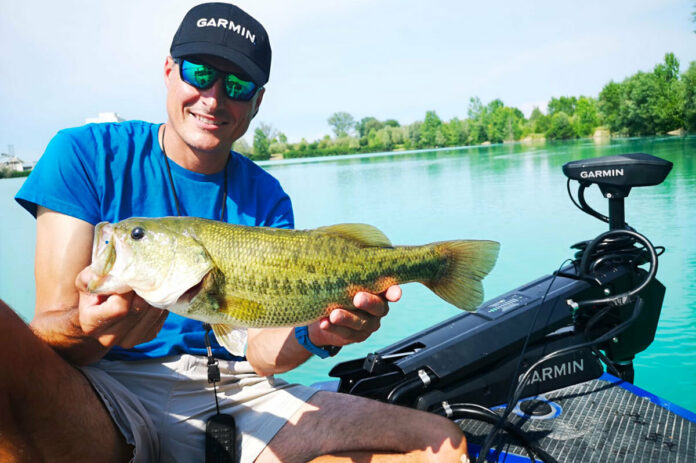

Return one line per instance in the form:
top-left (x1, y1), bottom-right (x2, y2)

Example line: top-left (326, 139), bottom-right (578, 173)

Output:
top-left (1, 0), bottom-right (694, 161)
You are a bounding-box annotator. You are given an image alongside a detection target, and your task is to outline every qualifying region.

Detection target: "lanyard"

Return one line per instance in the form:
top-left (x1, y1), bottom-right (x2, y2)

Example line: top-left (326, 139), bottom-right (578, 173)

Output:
top-left (160, 125), bottom-right (236, 461)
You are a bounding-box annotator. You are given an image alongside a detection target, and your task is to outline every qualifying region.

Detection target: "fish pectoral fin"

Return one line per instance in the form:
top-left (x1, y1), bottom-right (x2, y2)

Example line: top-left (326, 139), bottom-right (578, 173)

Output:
top-left (315, 223), bottom-right (392, 248)
top-left (211, 324), bottom-right (248, 356)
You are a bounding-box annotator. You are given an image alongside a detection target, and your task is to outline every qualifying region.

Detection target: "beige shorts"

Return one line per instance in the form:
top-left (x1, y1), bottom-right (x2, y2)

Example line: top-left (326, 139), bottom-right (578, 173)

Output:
top-left (80, 354), bottom-right (318, 463)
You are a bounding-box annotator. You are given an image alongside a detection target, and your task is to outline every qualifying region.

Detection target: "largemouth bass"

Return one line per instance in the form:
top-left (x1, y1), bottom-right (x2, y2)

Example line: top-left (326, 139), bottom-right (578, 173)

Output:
top-left (87, 217), bottom-right (499, 355)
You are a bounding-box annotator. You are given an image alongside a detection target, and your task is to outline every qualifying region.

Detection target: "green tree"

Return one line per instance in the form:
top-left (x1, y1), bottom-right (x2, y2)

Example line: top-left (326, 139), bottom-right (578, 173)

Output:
top-left (387, 126), bottom-right (405, 146)
top-left (442, 117), bottom-right (466, 146)
top-left (548, 96), bottom-right (577, 116)
top-left (573, 96), bottom-right (600, 137)
top-left (252, 127), bottom-right (271, 160)
top-left (318, 134), bottom-right (332, 149)
top-left (327, 112), bottom-right (355, 137)
top-left (598, 81), bottom-right (624, 133)
top-left (269, 140), bottom-right (288, 156)
top-left (232, 138), bottom-right (252, 156)
top-left (377, 128), bottom-right (394, 150)
top-left (404, 122), bottom-right (421, 149)
top-left (599, 53), bottom-right (685, 136)
top-left (620, 72), bottom-right (673, 135)
top-left (356, 117), bottom-right (384, 138)
top-left (683, 61), bottom-right (696, 132)
top-left (366, 128), bottom-right (391, 151)
top-left (419, 110), bottom-right (443, 147)
top-left (529, 107), bottom-right (551, 134)
top-left (546, 112), bottom-right (577, 140)
top-left (651, 53), bottom-right (684, 133)
top-left (654, 52), bottom-right (680, 82)
top-left (467, 97), bottom-right (488, 144)
top-left (467, 97), bottom-right (485, 120)
top-left (487, 104), bottom-right (524, 143)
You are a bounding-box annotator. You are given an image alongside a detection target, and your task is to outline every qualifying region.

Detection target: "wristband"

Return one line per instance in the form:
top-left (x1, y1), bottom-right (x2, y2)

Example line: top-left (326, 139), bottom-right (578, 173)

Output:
top-left (294, 326), bottom-right (341, 359)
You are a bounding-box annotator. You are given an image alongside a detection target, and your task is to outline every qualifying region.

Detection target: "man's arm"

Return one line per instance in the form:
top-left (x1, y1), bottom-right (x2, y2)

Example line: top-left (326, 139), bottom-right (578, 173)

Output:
top-left (30, 207), bottom-right (167, 365)
top-left (246, 287), bottom-right (401, 376)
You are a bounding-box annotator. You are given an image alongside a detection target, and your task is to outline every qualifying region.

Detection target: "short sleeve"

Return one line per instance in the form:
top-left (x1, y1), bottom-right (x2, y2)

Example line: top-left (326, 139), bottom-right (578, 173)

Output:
top-left (264, 180), bottom-right (294, 230)
top-left (15, 128), bottom-right (101, 224)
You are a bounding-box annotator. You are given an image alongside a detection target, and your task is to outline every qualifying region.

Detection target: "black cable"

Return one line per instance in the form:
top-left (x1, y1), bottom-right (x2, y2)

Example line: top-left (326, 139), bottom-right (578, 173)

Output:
top-left (476, 259), bottom-right (571, 463)
top-left (512, 298), bottom-right (643, 407)
top-left (584, 304), bottom-right (623, 377)
top-left (577, 183), bottom-right (610, 224)
top-left (571, 229), bottom-right (657, 310)
top-left (566, 178), bottom-right (584, 215)
top-left (386, 376), bottom-right (422, 404)
top-left (478, 228), bottom-right (657, 462)
top-left (433, 403), bottom-right (553, 462)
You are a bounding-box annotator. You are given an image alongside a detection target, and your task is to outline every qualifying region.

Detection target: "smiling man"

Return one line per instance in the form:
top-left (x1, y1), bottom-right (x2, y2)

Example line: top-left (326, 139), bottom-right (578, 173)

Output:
top-left (3, 3), bottom-right (468, 462)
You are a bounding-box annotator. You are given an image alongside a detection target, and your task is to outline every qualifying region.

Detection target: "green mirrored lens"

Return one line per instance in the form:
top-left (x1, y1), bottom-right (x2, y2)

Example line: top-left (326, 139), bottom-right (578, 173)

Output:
top-left (180, 61), bottom-right (217, 89)
top-left (224, 74), bottom-right (257, 101)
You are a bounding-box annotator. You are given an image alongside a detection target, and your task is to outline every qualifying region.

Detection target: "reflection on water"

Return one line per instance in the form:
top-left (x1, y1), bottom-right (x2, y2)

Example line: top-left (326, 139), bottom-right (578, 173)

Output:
top-left (1, 136), bottom-right (695, 411)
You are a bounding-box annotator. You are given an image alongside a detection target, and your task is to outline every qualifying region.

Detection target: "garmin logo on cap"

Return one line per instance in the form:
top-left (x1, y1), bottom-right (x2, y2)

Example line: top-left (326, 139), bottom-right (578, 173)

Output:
top-left (580, 168), bottom-right (624, 179)
top-left (197, 17), bottom-right (256, 44)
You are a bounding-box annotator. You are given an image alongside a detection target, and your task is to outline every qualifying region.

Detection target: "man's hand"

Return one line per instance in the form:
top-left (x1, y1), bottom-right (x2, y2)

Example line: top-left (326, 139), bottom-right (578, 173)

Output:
top-left (75, 267), bottom-right (168, 349)
top-left (307, 286), bottom-right (402, 347)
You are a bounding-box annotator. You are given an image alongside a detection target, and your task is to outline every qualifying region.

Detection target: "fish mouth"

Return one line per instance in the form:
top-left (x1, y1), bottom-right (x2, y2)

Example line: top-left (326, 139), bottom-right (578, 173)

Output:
top-left (179, 278), bottom-right (205, 303)
top-left (168, 270), bottom-right (211, 314)
top-left (88, 222), bottom-right (117, 292)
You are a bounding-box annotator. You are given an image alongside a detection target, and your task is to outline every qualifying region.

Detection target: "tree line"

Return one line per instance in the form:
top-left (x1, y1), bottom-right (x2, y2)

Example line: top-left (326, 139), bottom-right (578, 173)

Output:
top-left (236, 53), bottom-right (696, 161)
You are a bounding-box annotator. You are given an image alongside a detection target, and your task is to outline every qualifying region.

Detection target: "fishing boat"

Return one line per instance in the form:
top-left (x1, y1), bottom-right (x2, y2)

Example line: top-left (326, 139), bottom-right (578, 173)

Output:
top-left (319, 153), bottom-right (696, 462)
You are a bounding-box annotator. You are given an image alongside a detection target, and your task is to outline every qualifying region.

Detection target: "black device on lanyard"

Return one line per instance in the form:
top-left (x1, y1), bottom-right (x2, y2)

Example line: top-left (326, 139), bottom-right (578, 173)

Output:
top-left (161, 125), bottom-right (236, 462)
top-left (204, 324), bottom-right (237, 463)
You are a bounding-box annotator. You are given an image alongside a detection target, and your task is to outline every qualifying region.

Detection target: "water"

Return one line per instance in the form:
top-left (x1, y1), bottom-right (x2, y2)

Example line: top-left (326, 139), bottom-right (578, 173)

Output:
top-left (1, 136), bottom-right (694, 412)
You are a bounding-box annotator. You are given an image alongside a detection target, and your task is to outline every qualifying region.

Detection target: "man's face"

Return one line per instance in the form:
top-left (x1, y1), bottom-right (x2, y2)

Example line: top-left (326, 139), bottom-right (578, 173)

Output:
top-left (164, 55), bottom-right (264, 156)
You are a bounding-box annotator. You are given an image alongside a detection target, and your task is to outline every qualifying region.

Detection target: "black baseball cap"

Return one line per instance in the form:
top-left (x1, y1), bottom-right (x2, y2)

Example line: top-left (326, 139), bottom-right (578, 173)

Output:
top-left (170, 2), bottom-right (271, 86)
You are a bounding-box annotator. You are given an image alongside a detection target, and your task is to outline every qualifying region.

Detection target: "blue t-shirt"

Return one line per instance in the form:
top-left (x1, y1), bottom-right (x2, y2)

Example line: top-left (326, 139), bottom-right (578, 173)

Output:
top-left (16, 120), bottom-right (294, 361)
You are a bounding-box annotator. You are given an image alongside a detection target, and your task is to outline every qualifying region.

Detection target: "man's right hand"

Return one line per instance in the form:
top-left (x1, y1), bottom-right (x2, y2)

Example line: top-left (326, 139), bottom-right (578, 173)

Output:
top-left (75, 267), bottom-right (168, 350)
top-left (30, 207), bottom-right (168, 365)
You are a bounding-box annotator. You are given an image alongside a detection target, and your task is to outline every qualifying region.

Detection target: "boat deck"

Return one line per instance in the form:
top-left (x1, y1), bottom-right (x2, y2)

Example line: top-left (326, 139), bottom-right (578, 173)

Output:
top-left (460, 374), bottom-right (696, 462)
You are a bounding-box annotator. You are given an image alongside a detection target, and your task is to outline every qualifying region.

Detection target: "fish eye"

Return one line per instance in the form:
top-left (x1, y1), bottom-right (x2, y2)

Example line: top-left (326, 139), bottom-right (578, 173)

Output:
top-left (131, 227), bottom-right (145, 240)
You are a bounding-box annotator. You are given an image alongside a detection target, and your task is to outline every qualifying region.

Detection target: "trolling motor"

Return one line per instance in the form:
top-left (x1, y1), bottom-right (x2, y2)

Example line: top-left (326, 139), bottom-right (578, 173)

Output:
top-left (330, 153), bottom-right (672, 411)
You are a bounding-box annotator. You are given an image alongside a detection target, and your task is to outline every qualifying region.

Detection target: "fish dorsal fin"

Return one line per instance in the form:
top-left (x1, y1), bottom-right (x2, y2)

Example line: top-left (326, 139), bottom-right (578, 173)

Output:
top-left (212, 324), bottom-right (248, 356)
top-left (315, 223), bottom-right (392, 248)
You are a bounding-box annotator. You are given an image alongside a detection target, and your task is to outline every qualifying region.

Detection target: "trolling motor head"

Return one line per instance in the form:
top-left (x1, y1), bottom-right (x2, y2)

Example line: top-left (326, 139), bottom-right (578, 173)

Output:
top-left (563, 153), bottom-right (672, 380)
top-left (563, 153), bottom-right (673, 229)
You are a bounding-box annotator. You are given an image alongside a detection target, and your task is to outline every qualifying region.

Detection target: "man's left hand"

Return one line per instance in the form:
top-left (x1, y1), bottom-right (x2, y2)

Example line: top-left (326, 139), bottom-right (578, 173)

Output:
top-left (308, 286), bottom-right (402, 347)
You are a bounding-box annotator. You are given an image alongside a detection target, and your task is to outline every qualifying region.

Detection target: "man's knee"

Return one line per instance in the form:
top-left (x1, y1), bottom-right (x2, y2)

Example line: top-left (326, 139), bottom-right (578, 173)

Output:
top-left (420, 413), bottom-right (467, 459)
top-left (0, 299), bottom-right (33, 376)
top-left (0, 299), bottom-right (52, 375)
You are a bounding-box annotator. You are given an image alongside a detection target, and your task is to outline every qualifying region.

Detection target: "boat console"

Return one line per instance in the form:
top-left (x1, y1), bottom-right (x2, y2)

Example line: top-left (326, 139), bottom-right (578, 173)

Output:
top-left (328, 153), bottom-right (691, 462)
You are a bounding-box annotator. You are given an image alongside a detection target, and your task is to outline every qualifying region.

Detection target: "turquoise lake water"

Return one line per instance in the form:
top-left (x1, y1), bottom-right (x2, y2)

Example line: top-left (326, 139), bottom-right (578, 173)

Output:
top-left (1, 136), bottom-right (694, 412)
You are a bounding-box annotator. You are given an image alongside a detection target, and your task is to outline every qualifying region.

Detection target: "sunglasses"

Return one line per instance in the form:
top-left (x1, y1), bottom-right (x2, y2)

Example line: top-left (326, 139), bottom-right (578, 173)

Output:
top-left (175, 58), bottom-right (260, 101)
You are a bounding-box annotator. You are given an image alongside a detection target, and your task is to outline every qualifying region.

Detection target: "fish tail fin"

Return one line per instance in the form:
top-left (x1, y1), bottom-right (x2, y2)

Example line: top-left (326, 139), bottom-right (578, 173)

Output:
top-left (425, 240), bottom-right (500, 312)
top-left (212, 324), bottom-right (248, 356)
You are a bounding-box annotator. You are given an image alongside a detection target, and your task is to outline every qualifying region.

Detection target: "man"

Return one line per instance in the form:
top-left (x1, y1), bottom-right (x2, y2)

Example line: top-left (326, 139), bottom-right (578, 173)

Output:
top-left (3, 3), bottom-right (467, 462)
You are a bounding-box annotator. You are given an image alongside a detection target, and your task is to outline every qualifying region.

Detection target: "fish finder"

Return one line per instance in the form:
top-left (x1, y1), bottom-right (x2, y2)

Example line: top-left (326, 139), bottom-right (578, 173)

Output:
top-left (330, 152), bottom-right (673, 411)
